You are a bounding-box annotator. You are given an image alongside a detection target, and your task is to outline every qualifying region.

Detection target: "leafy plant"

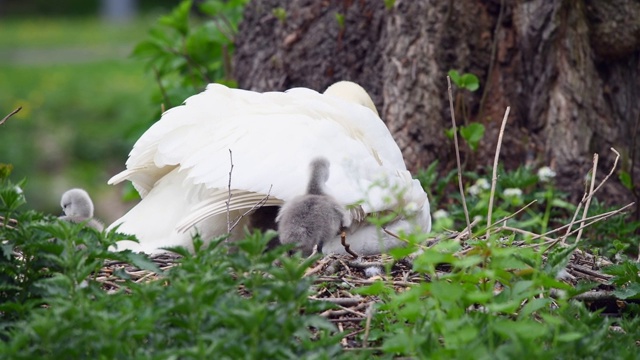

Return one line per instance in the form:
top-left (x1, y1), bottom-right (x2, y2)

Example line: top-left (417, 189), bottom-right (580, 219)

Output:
top-left (0, 171), bottom-right (344, 357)
top-left (132, 0), bottom-right (249, 111)
top-left (459, 122), bottom-right (485, 152)
top-left (448, 69), bottom-right (480, 92)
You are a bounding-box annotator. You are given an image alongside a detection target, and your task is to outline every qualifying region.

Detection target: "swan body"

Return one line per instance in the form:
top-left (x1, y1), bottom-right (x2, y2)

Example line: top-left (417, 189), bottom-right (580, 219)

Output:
top-left (276, 157), bottom-right (351, 255)
top-left (59, 188), bottom-right (104, 231)
top-left (108, 81), bottom-right (431, 254)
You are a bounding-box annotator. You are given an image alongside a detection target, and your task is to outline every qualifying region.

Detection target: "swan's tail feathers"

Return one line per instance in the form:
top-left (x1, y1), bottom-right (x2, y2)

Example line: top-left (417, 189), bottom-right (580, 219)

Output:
top-left (176, 189), bottom-right (283, 233)
top-left (107, 165), bottom-right (177, 198)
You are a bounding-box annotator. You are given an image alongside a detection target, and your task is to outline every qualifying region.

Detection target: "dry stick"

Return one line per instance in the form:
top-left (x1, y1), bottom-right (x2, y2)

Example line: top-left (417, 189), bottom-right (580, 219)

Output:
top-left (549, 148), bottom-right (621, 249)
top-left (533, 203), bottom-right (635, 251)
top-left (226, 149), bottom-right (234, 233)
top-left (228, 185), bottom-right (273, 232)
top-left (0, 106), bottom-right (21, 126)
top-left (533, 202), bottom-right (636, 246)
top-left (563, 149), bottom-right (620, 243)
top-left (453, 217), bottom-right (481, 242)
top-left (362, 302), bottom-right (375, 348)
top-left (573, 154), bottom-right (599, 245)
top-left (486, 106), bottom-right (511, 239)
top-left (447, 76), bottom-right (471, 233)
top-left (489, 200), bottom-right (538, 230)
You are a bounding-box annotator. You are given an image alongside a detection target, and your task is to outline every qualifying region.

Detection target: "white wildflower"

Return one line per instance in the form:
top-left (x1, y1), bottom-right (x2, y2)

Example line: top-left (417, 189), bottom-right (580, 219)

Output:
top-left (503, 188), bottom-right (523, 198)
top-left (468, 184), bottom-right (481, 196)
top-left (537, 166), bottom-right (556, 182)
top-left (433, 209), bottom-right (449, 220)
top-left (476, 178), bottom-right (490, 190)
top-left (468, 178), bottom-right (490, 196)
top-left (473, 215), bottom-right (483, 223)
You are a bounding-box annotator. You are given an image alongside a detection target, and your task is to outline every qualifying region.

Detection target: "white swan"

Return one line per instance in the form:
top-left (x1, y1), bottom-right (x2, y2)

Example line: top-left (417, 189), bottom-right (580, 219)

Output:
top-left (276, 157), bottom-right (351, 255)
top-left (107, 81), bottom-right (431, 254)
top-left (59, 188), bottom-right (104, 231)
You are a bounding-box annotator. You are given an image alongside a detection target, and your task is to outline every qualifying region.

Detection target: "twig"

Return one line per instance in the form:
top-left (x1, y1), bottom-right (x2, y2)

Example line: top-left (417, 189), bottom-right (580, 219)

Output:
top-left (382, 227), bottom-right (434, 250)
top-left (341, 229), bottom-right (359, 259)
top-left (0, 215), bottom-right (18, 229)
top-left (554, 148), bottom-right (621, 248)
top-left (228, 185), bottom-right (273, 232)
top-left (0, 107), bottom-right (21, 126)
top-left (539, 203), bottom-right (634, 252)
top-left (362, 302), bottom-right (375, 348)
top-left (447, 76), bottom-right (471, 233)
top-left (453, 217), bottom-right (481, 242)
top-left (226, 149), bottom-right (234, 232)
top-left (491, 200), bottom-right (537, 229)
top-left (571, 291), bottom-right (617, 302)
top-left (573, 154), bottom-right (598, 245)
top-left (486, 106), bottom-right (510, 239)
top-left (309, 297), bottom-right (363, 306)
top-left (499, 226), bottom-right (556, 243)
top-left (541, 203), bottom-right (634, 241)
top-left (152, 67), bottom-right (171, 109)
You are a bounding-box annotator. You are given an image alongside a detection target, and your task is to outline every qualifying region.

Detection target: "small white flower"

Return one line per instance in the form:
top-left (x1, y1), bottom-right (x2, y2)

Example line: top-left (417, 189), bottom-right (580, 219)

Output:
top-left (468, 184), bottom-right (481, 196)
top-left (468, 178), bottom-right (490, 196)
top-left (503, 188), bottom-right (523, 198)
top-left (473, 215), bottom-right (483, 223)
top-left (476, 178), bottom-right (490, 190)
top-left (13, 185), bottom-right (23, 195)
top-left (433, 209), bottom-right (449, 220)
top-left (537, 166), bottom-right (556, 182)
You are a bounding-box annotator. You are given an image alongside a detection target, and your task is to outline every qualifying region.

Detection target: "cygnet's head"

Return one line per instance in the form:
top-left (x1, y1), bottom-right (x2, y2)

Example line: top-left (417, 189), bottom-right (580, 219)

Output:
top-left (60, 188), bottom-right (94, 219)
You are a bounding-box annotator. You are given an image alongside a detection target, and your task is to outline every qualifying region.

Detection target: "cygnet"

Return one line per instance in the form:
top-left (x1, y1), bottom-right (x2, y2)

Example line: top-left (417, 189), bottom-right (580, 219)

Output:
top-left (59, 188), bottom-right (104, 231)
top-left (276, 157), bottom-right (351, 255)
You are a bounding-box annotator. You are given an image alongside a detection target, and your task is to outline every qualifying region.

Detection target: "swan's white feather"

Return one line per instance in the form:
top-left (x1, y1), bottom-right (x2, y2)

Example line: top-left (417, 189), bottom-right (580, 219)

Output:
top-left (108, 82), bottom-right (431, 254)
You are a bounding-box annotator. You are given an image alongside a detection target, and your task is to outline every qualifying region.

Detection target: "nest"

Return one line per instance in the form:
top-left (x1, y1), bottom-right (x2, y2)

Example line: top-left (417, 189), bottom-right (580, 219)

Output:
top-left (95, 240), bottom-right (626, 349)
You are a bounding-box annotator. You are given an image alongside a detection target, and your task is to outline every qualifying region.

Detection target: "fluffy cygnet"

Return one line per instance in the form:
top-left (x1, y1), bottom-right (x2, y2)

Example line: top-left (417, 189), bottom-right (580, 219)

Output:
top-left (276, 157), bottom-right (351, 255)
top-left (59, 188), bottom-right (104, 231)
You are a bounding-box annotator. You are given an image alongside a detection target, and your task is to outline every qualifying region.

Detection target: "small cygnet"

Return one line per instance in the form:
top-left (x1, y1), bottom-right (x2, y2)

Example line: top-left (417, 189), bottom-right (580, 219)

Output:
top-left (59, 188), bottom-right (104, 231)
top-left (276, 157), bottom-right (351, 255)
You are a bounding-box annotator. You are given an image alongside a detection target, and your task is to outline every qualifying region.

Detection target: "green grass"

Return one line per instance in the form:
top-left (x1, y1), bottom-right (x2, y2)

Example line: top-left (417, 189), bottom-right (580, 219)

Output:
top-left (0, 16), bottom-right (158, 49)
top-left (0, 16), bottom-right (159, 221)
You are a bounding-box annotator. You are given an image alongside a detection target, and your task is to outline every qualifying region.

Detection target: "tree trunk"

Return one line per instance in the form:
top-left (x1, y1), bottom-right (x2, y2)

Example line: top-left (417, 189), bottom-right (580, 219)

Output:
top-left (233, 0), bottom-right (640, 207)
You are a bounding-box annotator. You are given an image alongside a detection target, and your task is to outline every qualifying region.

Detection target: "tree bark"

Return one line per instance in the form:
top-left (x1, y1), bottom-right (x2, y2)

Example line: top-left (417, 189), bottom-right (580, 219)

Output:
top-left (233, 0), bottom-right (640, 206)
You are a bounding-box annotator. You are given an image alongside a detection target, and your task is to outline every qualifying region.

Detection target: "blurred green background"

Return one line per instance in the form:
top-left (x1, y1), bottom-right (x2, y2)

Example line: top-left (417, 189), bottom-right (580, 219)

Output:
top-left (0, 0), bottom-right (180, 223)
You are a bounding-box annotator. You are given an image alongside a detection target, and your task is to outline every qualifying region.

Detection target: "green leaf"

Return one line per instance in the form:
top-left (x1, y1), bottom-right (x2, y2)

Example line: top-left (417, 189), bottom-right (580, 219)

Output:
top-left (613, 282), bottom-right (640, 299)
top-left (353, 280), bottom-right (393, 296)
top-left (448, 69), bottom-right (461, 86)
top-left (460, 73), bottom-right (480, 91)
top-left (459, 123), bottom-right (485, 151)
top-left (619, 170), bottom-right (633, 190)
top-left (159, 0), bottom-right (192, 36)
top-left (557, 332), bottom-right (585, 342)
top-left (131, 40), bottom-right (164, 59)
top-left (119, 251), bottom-right (162, 274)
